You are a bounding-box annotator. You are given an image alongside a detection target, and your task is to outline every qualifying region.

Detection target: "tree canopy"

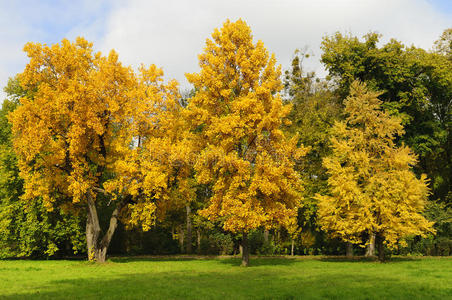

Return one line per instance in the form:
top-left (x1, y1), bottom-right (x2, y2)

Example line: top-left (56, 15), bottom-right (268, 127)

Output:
top-left (316, 81), bottom-right (434, 260)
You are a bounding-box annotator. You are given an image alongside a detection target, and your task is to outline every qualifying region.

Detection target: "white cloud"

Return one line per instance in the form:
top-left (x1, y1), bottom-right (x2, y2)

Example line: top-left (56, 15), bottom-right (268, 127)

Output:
top-left (1, 0), bottom-right (450, 100)
top-left (94, 0), bottom-right (450, 89)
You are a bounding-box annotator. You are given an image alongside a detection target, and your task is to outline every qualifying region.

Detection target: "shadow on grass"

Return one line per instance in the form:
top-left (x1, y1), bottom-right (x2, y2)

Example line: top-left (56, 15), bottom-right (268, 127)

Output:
top-left (388, 256), bottom-right (423, 262)
top-left (319, 256), bottom-right (422, 263)
top-left (109, 255), bottom-right (425, 265)
top-left (110, 255), bottom-right (236, 263)
top-left (110, 255), bottom-right (299, 267)
top-left (2, 266), bottom-right (450, 300)
top-left (218, 257), bottom-right (298, 267)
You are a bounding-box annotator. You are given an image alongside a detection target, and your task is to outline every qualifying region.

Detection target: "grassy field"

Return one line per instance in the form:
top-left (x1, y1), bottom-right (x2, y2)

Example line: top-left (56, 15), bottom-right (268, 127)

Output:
top-left (0, 256), bottom-right (451, 299)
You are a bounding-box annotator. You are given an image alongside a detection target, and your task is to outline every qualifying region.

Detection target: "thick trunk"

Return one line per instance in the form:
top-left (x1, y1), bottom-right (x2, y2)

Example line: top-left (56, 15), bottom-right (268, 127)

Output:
top-left (186, 204), bottom-right (192, 254)
top-left (97, 203), bottom-right (121, 262)
top-left (366, 233), bottom-right (376, 257)
top-left (346, 242), bottom-right (353, 258)
top-left (264, 230), bottom-right (269, 243)
top-left (86, 219), bottom-right (96, 260)
top-left (291, 239), bottom-right (295, 256)
top-left (94, 247), bottom-right (108, 263)
top-left (85, 192), bottom-right (122, 263)
top-left (86, 193), bottom-right (101, 261)
top-left (241, 232), bottom-right (250, 267)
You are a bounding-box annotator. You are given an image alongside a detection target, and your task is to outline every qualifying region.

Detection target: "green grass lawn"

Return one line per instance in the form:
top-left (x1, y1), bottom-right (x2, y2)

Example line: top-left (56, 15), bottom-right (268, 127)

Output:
top-left (0, 256), bottom-right (451, 299)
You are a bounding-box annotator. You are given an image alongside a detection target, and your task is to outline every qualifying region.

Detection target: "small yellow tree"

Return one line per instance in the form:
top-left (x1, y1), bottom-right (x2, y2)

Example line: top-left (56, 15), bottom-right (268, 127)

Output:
top-left (185, 19), bottom-right (307, 266)
top-left (316, 81), bottom-right (434, 261)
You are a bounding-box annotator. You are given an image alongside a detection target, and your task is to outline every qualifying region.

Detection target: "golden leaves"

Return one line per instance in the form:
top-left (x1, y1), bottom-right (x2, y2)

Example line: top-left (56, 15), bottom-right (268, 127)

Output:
top-left (10, 37), bottom-right (188, 233)
top-left (317, 81), bottom-right (434, 248)
top-left (186, 19), bottom-right (306, 234)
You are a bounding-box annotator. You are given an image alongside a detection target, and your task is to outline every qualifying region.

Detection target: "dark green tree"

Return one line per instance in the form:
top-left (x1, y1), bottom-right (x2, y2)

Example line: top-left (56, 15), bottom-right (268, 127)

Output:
top-left (283, 50), bottom-right (342, 255)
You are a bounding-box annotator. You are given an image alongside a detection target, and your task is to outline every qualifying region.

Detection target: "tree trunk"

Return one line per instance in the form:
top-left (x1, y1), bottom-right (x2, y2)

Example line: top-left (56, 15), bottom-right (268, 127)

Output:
top-left (241, 232), bottom-right (249, 267)
top-left (366, 233), bottom-right (376, 257)
top-left (377, 234), bottom-right (385, 262)
top-left (178, 224), bottom-right (185, 253)
top-left (346, 242), bottom-right (353, 258)
top-left (86, 193), bottom-right (101, 261)
top-left (291, 238), bottom-right (295, 256)
top-left (264, 230), bottom-right (269, 243)
top-left (197, 228), bottom-right (201, 254)
top-left (186, 203), bottom-right (192, 254)
top-left (85, 192), bottom-right (122, 263)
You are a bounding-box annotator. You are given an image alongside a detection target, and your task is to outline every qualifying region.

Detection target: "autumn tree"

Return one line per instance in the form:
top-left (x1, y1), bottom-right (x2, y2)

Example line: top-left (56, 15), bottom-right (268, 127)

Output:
top-left (185, 19), bottom-right (307, 266)
top-left (321, 31), bottom-right (452, 207)
top-left (9, 38), bottom-right (182, 262)
top-left (316, 81), bottom-right (434, 261)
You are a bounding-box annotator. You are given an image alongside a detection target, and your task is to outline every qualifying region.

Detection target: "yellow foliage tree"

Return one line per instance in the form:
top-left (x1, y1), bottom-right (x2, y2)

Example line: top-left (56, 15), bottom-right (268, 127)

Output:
top-left (185, 19), bottom-right (307, 266)
top-left (316, 81), bottom-right (434, 261)
top-left (9, 38), bottom-right (184, 262)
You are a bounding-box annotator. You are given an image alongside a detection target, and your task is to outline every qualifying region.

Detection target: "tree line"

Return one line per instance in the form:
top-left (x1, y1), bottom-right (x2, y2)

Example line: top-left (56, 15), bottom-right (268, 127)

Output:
top-left (0, 20), bottom-right (450, 265)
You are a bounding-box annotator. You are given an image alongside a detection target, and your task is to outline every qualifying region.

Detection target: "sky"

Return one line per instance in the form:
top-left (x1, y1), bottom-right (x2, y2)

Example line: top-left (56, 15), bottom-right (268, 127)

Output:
top-left (0, 0), bottom-right (451, 100)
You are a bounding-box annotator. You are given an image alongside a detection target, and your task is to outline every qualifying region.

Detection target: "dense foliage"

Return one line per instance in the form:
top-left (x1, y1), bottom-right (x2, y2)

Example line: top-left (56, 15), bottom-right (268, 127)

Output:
top-left (185, 20), bottom-right (307, 265)
top-left (317, 81), bottom-right (434, 260)
top-left (0, 21), bottom-right (450, 262)
top-left (321, 32), bottom-right (451, 204)
top-left (0, 77), bottom-right (86, 258)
